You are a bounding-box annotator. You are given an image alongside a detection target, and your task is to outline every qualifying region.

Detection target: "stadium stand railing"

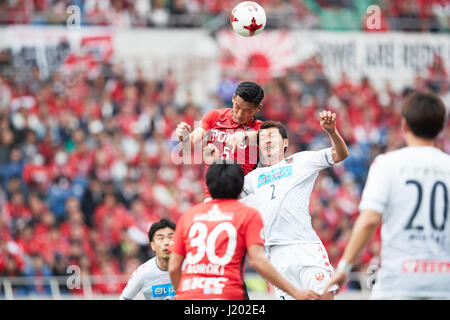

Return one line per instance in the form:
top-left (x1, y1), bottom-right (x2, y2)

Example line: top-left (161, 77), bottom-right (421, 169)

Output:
top-left (0, 272), bottom-right (371, 300)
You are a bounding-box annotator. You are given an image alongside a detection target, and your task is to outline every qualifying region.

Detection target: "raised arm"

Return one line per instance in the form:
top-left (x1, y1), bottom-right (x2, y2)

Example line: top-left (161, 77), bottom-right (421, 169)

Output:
top-left (319, 111), bottom-right (349, 163)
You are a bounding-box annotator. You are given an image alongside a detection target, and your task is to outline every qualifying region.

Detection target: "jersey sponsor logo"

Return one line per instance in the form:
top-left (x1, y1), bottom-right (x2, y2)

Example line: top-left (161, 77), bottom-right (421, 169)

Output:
top-left (402, 260), bottom-right (450, 274)
top-left (152, 283), bottom-right (175, 297)
top-left (193, 205), bottom-right (233, 222)
top-left (257, 166), bottom-right (292, 187)
top-left (209, 129), bottom-right (247, 149)
top-left (180, 276), bottom-right (228, 295)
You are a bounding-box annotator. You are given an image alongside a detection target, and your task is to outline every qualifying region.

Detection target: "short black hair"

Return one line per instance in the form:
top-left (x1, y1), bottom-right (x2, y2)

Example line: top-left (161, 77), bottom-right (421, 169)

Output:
top-left (148, 218), bottom-right (176, 243)
top-left (234, 82), bottom-right (264, 106)
top-left (206, 163), bottom-right (244, 199)
top-left (402, 90), bottom-right (446, 139)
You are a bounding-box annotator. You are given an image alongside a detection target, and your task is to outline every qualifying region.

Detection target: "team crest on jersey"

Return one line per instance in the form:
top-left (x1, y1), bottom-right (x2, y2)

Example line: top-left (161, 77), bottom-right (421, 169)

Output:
top-left (314, 272), bottom-right (325, 282)
top-left (257, 166), bottom-right (292, 187)
top-left (285, 156), bottom-right (293, 164)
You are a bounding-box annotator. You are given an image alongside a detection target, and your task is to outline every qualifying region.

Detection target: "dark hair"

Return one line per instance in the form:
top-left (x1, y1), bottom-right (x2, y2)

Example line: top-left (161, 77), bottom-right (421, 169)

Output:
top-left (402, 90), bottom-right (446, 139)
top-left (258, 121), bottom-right (289, 152)
top-left (234, 82), bottom-right (264, 106)
top-left (206, 163), bottom-right (244, 199)
top-left (148, 218), bottom-right (176, 243)
top-left (259, 121), bottom-right (288, 139)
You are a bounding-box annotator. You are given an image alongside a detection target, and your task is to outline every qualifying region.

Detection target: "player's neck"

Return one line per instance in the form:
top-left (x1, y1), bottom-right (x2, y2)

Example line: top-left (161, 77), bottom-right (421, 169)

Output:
top-left (260, 155), bottom-right (284, 167)
top-left (156, 257), bottom-right (169, 271)
top-left (405, 132), bottom-right (435, 148)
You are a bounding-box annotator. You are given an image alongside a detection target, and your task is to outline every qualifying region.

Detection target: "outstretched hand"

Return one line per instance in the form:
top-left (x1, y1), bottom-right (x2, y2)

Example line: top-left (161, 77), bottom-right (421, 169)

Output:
top-left (323, 271), bottom-right (346, 296)
top-left (292, 288), bottom-right (321, 300)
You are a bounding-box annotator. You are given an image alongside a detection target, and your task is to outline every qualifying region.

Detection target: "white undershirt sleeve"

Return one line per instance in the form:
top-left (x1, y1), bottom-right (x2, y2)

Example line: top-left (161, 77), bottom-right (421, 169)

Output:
top-left (119, 269), bottom-right (144, 300)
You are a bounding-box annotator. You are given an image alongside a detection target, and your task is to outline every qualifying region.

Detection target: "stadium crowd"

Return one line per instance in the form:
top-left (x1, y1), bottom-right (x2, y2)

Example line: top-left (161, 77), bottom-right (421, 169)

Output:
top-left (0, 41), bottom-right (448, 296)
top-left (0, 0), bottom-right (449, 31)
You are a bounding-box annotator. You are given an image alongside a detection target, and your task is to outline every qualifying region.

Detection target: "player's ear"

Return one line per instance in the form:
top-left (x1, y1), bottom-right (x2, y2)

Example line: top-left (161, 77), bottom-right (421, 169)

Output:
top-left (401, 117), bottom-right (410, 134)
top-left (150, 241), bottom-right (155, 251)
top-left (283, 138), bottom-right (288, 151)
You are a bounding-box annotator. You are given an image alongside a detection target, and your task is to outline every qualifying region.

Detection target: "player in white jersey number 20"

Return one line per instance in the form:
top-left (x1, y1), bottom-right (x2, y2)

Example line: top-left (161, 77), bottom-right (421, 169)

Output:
top-left (324, 91), bottom-right (450, 300)
top-left (239, 111), bottom-right (349, 300)
top-left (120, 219), bottom-right (176, 300)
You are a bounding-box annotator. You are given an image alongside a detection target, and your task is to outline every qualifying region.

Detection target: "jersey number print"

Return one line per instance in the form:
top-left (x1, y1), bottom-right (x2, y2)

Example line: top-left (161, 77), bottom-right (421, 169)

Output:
top-left (405, 180), bottom-right (448, 231)
top-left (186, 222), bottom-right (238, 265)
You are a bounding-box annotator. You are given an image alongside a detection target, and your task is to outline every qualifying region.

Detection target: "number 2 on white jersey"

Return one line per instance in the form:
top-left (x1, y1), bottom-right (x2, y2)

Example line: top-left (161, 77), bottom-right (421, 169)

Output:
top-left (270, 184), bottom-right (276, 200)
top-left (186, 222), bottom-right (237, 265)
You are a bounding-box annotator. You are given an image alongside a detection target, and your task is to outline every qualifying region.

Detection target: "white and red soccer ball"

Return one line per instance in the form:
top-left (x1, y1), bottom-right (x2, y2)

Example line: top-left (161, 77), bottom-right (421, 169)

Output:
top-left (230, 1), bottom-right (266, 37)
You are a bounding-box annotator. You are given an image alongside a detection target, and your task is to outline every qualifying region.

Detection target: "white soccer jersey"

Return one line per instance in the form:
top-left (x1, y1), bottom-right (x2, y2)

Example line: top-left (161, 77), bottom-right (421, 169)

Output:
top-left (359, 146), bottom-right (450, 299)
top-left (120, 257), bottom-right (175, 300)
top-left (241, 148), bottom-right (335, 245)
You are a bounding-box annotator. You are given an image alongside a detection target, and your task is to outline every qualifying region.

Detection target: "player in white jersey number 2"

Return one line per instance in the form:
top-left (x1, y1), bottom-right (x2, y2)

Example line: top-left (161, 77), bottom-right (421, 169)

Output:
top-left (120, 219), bottom-right (176, 300)
top-left (324, 91), bottom-right (450, 299)
top-left (239, 111), bottom-right (349, 300)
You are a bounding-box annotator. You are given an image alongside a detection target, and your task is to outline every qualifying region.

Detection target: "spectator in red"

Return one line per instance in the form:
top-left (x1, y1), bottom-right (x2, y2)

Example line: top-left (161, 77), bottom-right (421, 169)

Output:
top-left (427, 54), bottom-right (448, 92)
top-left (5, 191), bottom-right (32, 222)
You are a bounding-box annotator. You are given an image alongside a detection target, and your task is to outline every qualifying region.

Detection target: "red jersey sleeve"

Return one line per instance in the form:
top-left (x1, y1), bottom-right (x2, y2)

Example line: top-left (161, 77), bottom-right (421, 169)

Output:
top-left (169, 215), bottom-right (187, 257)
top-left (243, 207), bottom-right (265, 248)
top-left (253, 120), bottom-right (263, 130)
top-left (201, 109), bottom-right (221, 130)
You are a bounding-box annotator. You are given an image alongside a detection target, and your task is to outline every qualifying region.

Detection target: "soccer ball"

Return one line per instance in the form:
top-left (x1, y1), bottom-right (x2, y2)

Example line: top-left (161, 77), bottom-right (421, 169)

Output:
top-left (230, 1), bottom-right (266, 37)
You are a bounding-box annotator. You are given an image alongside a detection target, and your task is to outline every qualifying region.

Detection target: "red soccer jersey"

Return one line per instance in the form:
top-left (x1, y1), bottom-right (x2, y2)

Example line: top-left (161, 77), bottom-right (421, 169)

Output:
top-left (201, 108), bottom-right (262, 197)
top-left (169, 199), bottom-right (265, 300)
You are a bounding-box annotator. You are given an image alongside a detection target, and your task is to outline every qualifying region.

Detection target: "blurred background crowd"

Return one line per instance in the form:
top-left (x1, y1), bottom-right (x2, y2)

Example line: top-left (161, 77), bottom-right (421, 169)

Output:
top-left (0, 0), bottom-right (449, 298)
top-left (0, 0), bottom-right (449, 32)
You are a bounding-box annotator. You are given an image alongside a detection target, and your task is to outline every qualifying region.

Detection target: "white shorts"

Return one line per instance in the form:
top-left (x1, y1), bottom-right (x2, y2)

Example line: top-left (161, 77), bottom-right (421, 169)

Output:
top-left (267, 242), bottom-right (339, 299)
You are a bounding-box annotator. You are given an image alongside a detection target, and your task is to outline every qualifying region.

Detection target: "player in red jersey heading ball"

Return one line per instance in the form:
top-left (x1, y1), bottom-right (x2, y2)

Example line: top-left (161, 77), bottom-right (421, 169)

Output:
top-left (175, 82), bottom-right (264, 200)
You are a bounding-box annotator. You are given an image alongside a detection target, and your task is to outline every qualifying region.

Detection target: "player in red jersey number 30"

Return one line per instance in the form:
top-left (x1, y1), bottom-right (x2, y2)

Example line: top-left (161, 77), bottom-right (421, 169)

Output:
top-left (168, 163), bottom-right (320, 300)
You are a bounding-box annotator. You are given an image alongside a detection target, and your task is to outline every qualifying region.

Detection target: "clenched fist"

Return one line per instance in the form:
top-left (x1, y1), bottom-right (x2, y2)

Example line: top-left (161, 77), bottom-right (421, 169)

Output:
top-left (176, 122), bottom-right (192, 142)
top-left (319, 110), bottom-right (337, 134)
top-left (202, 143), bottom-right (220, 165)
